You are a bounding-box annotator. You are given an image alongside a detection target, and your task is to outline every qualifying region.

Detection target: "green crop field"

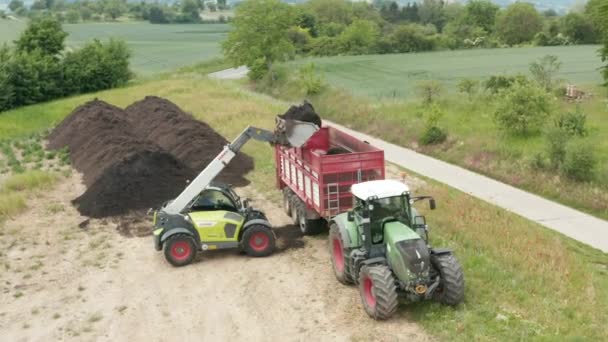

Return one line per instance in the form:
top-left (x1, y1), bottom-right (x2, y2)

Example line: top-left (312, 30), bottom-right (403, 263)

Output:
top-left (0, 19), bottom-right (229, 76)
top-left (293, 46), bottom-right (604, 99)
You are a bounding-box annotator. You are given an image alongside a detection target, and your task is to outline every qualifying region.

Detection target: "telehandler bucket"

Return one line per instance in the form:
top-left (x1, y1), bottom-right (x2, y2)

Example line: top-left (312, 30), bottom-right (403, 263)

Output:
top-left (275, 118), bottom-right (319, 148)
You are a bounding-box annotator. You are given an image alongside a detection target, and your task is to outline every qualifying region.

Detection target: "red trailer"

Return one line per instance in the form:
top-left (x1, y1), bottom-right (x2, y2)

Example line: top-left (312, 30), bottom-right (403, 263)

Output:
top-left (275, 125), bottom-right (385, 234)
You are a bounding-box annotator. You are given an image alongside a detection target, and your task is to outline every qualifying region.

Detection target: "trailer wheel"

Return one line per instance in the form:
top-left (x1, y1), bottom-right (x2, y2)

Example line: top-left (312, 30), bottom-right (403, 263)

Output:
top-left (297, 203), bottom-right (325, 235)
top-left (282, 188), bottom-right (292, 216)
top-left (329, 223), bottom-right (353, 284)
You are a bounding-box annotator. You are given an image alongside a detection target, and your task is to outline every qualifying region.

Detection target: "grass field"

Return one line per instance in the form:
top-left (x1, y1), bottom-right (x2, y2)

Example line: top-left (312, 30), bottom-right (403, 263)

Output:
top-left (292, 45), bottom-right (604, 98)
top-left (0, 19), bottom-right (229, 76)
top-left (0, 70), bottom-right (606, 340)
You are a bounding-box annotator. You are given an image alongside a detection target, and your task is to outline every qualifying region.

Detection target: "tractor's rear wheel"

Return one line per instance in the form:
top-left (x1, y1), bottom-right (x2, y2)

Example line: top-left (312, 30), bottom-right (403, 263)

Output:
top-left (163, 234), bottom-right (197, 267)
top-left (243, 225), bottom-right (276, 257)
top-left (329, 223), bottom-right (353, 285)
top-left (297, 204), bottom-right (324, 235)
top-left (358, 265), bottom-right (398, 320)
top-left (431, 254), bottom-right (465, 306)
top-left (282, 188), bottom-right (292, 216)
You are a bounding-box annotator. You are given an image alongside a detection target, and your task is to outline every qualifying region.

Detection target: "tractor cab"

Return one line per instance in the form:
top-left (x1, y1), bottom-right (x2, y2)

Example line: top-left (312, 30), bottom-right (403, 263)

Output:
top-left (350, 180), bottom-right (435, 246)
top-left (188, 183), bottom-right (244, 214)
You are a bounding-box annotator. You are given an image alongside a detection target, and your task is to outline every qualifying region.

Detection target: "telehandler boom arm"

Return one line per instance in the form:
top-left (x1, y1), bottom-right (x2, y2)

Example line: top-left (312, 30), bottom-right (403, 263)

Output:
top-left (163, 121), bottom-right (318, 215)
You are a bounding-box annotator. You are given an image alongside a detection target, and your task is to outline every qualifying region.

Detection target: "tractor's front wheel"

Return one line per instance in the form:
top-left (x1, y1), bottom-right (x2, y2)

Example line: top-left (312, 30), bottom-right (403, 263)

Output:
top-left (431, 254), bottom-right (465, 306)
top-left (243, 225), bottom-right (276, 257)
top-left (163, 234), bottom-right (197, 267)
top-left (358, 265), bottom-right (398, 320)
top-left (329, 223), bottom-right (353, 285)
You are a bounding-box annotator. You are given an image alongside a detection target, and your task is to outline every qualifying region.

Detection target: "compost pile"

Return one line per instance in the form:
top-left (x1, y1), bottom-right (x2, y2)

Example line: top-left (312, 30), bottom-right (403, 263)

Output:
top-left (48, 98), bottom-right (253, 218)
top-left (279, 101), bottom-right (322, 128)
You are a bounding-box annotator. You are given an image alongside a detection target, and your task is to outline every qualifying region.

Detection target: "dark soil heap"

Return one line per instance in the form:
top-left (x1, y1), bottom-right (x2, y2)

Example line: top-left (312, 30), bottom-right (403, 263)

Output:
top-left (124, 96), bottom-right (253, 185)
top-left (279, 101), bottom-right (322, 128)
top-left (48, 98), bottom-right (253, 218)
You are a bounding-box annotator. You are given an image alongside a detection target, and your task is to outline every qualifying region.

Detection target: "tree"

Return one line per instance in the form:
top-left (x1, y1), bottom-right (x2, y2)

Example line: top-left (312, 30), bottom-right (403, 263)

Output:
top-left (181, 0), bottom-right (200, 22)
top-left (338, 19), bottom-right (379, 54)
top-left (561, 12), bottom-right (598, 44)
top-left (103, 0), bottom-right (126, 20)
top-left (586, 0), bottom-right (608, 85)
top-left (401, 2), bottom-right (419, 23)
top-left (66, 9), bottom-right (80, 23)
top-left (305, 0), bottom-right (353, 26)
top-left (496, 2), bottom-right (543, 45)
top-left (217, 0), bottom-right (227, 10)
top-left (494, 81), bottom-right (554, 135)
top-left (14, 17), bottom-right (67, 57)
top-left (418, 0), bottom-right (446, 31)
top-left (464, 0), bottom-right (499, 33)
top-left (79, 6), bottom-right (93, 21)
top-left (8, 0), bottom-right (24, 12)
top-left (148, 5), bottom-right (167, 24)
top-left (529, 55), bottom-right (562, 91)
top-left (222, 0), bottom-right (296, 80)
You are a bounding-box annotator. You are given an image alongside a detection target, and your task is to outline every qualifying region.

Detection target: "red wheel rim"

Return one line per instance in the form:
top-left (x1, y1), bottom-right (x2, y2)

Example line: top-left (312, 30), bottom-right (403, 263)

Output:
top-left (332, 238), bottom-right (344, 273)
top-left (249, 232), bottom-right (270, 252)
top-left (363, 277), bottom-right (376, 308)
top-left (170, 241), bottom-right (191, 261)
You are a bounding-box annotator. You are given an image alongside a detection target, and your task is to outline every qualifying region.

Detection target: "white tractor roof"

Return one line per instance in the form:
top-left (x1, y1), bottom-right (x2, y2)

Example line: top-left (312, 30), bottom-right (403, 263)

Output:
top-left (351, 180), bottom-right (410, 200)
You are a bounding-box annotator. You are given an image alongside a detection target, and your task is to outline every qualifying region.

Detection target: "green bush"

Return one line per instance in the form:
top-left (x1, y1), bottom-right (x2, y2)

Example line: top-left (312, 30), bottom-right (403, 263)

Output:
top-left (416, 80), bottom-right (443, 105)
top-left (555, 108), bottom-right (587, 137)
top-left (309, 36), bottom-right (341, 56)
top-left (457, 78), bottom-right (479, 98)
top-left (529, 55), bottom-right (562, 91)
top-left (562, 141), bottom-right (597, 182)
top-left (484, 74), bottom-right (529, 94)
top-left (297, 63), bottom-right (325, 95)
top-left (419, 104), bottom-right (447, 145)
top-left (545, 127), bottom-right (569, 169)
top-left (494, 81), bottom-right (554, 135)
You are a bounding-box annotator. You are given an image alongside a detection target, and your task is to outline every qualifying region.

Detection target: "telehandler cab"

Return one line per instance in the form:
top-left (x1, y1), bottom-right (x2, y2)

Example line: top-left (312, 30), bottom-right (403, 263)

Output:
top-left (329, 180), bottom-right (465, 319)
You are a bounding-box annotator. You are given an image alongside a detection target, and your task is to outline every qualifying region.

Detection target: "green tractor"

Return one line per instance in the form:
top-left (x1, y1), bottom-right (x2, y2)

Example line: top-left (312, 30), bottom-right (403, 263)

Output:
top-left (329, 179), bottom-right (465, 320)
top-left (153, 183), bottom-right (275, 267)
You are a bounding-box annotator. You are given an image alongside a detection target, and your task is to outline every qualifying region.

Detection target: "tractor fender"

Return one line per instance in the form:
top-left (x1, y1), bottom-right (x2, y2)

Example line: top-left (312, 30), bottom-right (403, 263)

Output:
top-left (361, 257), bottom-right (387, 268)
top-left (330, 214), bottom-right (359, 249)
top-left (239, 218), bottom-right (274, 241)
top-left (430, 248), bottom-right (453, 255)
top-left (160, 228), bottom-right (200, 249)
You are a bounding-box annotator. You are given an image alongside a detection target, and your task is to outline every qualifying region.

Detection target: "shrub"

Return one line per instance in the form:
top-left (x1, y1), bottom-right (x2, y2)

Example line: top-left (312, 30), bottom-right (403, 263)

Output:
top-left (562, 141), bottom-right (597, 182)
top-left (389, 24), bottom-right (436, 53)
top-left (416, 80), bottom-right (443, 105)
top-left (457, 78), bottom-right (479, 98)
top-left (529, 55), bottom-right (562, 91)
top-left (484, 74), bottom-right (529, 94)
top-left (494, 81), bottom-right (554, 135)
top-left (338, 19), bottom-right (379, 55)
top-left (555, 108), bottom-right (587, 137)
top-left (545, 127), bottom-right (569, 169)
top-left (297, 63), bottom-right (325, 95)
top-left (309, 36), bottom-right (341, 56)
top-left (62, 39), bottom-right (131, 94)
top-left (419, 104), bottom-right (447, 145)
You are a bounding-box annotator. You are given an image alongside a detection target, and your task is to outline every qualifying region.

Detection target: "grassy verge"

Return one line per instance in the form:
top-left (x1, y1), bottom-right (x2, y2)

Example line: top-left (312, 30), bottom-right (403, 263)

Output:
top-left (0, 73), bottom-right (606, 340)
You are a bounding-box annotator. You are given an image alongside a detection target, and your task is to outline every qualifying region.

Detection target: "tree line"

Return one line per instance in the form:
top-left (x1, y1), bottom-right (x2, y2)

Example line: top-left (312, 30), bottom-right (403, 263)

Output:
top-left (6, 0), bottom-right (230, 24)
top-left (0, 17), bottom-right (131, 112)
top-left (224, 0), bottom-right (608, 82)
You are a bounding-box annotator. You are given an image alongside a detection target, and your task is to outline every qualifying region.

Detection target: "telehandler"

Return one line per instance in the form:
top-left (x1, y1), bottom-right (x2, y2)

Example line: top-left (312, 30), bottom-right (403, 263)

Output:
top-left (329, 179), bottom-right (465, 319)
top-left (153, 118), bottom-right (319, 266)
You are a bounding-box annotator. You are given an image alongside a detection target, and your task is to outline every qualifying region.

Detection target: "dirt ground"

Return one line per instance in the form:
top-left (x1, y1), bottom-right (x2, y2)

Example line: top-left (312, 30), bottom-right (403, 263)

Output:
top-left (0, 168), bottom-right (431, 341)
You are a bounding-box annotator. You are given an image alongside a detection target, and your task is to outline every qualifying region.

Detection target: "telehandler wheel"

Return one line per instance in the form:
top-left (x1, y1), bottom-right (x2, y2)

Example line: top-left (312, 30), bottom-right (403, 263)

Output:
top-left (297, 204), bottom-right (325, 235)
top-left (282, 188), bottom-right (292, 216)
top-left (329, 223), bottom-right (353, 285)
top-left (163, 234), bottom-right (197, 267)
top-left (243, 225), bottom-right (276, 257)
top-left (358, 265), bottom-right (398, 320)
top-left (431, 254), bottom-right (465, 306)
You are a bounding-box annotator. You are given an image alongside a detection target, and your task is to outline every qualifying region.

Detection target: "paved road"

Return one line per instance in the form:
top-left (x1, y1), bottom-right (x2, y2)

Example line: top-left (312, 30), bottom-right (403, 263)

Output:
top-left (208, 66), bottom-right (249, 80)
top-left (208, 67), bottom-right (608, 253)
top-left (325, 121), bottom-right (608, 253)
